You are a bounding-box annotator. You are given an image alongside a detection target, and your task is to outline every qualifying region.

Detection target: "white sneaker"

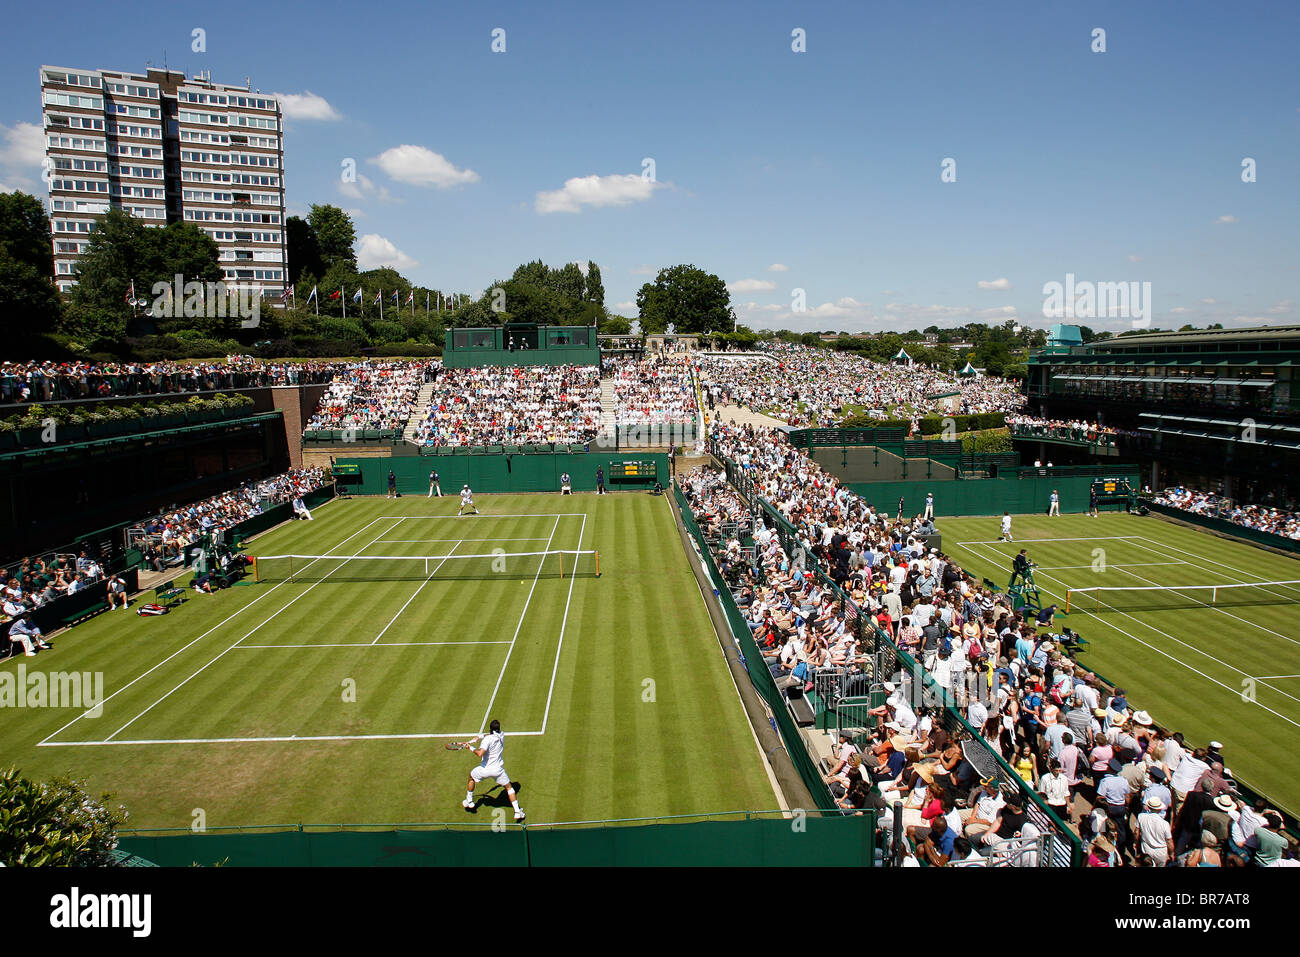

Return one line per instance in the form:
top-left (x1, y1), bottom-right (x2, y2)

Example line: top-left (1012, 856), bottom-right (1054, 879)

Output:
top-left (514, 810), bottom-right (526, 821)
top-left (462, 799), bottom-right (475, 809)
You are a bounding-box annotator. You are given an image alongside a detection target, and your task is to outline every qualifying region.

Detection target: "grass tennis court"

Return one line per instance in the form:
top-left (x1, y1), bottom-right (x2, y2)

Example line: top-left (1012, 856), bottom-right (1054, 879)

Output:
top-left (1, 493), bottom-right (777, 829)
top-left (942, 511), bottom-right (1300, 816)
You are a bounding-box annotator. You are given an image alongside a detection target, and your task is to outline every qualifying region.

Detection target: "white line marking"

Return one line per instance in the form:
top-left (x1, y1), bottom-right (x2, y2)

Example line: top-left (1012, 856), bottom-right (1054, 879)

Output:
top-left (541, 511), bottom-right (586, 733)
top-left (38, 515), bottom-right (388, 747)
top-left (103, 520), bottom-right (404, 742)
top-left (370, 539), bottom-right (463, 644)
top-left (1133, 535), bottom-right (1300, 599)
top-left (376, 538), bottom-right (552, 543)
top-left (381, 513), bottom-right (586, 520)
top-left (955, 536), bottom-right (1141, 545)
top-left (39, 729), bottom-right (547, 747)
top-left (480, 514), bottom-right (562, 731)
top-left (231, 642), bottom-right (512, 649)
top-left (1037, 562), bottom-right (1186, 571)
top-left (1254, 675), bottom-right (1300, 681)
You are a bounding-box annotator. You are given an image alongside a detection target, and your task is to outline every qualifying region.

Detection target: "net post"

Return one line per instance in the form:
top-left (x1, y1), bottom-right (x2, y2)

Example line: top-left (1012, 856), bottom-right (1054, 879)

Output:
top-left (596, 551), bottom-right (601, 577)
top-left (559, 550), bottom-right (565, 580)
top-left (251, 556), bottom-right (259, 583)
top-left (1065, 590), bottom-right (1072, 614)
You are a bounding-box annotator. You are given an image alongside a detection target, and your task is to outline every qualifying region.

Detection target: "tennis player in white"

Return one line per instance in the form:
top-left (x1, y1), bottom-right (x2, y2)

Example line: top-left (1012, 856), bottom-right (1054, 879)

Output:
top-left (457, 484), bottom-right (479, 516)
top-left (463, 719), bottom-right (524, 820)
top-left (999, 512), bottom-right (1013, 542)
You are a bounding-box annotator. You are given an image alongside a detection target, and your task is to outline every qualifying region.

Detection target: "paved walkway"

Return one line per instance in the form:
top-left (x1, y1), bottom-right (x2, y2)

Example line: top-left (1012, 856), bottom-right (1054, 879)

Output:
top-left (705, 403), bottom-right (788, 431)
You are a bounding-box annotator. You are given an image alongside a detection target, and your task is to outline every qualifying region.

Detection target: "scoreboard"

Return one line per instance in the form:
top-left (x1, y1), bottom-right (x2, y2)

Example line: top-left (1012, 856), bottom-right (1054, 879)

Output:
top-left (608, 460), bottom-right (658, 483)
top-left (1091, 477), bottom-right (1136, 509)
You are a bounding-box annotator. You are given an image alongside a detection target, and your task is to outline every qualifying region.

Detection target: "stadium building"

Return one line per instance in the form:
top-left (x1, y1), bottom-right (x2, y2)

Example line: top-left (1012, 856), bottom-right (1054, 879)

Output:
top-left (1024, 324), bottom-right (1300, 499)
top-left (40, 64), bottom-right (287, 297)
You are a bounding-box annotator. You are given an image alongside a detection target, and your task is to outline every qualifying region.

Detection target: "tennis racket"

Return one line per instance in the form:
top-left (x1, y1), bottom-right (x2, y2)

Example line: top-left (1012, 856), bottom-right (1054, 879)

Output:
top-left (444, 736), bottom-right (480, 751)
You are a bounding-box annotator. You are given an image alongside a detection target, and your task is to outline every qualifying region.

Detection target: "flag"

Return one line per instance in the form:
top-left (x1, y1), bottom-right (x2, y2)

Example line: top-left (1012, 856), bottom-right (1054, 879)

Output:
top-left (405, 290), bottom-right (414, 305)
top-left (125, 280), bottom-right (135, 303)
top-left (372, 291), bottom-right (382, 305)
top-left (390, 290), bottom-right (399, 302)
top-left (306, 285), bottom-right (318, 303)
top-left (280, 287), bottom-right (291, 303)
top-left (329, 290), bottom-right (341, 300)
top-left (352, 288), bottom-right (362, 303)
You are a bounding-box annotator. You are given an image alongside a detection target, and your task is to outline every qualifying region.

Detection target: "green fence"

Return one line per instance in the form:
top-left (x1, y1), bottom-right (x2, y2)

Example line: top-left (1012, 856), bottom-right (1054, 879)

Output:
top-left (336, 453), bottom-right (666, 495)
top-left (671, 484), bottom-right (837, 811)
top-left (1143, 500), bottom-right (1300, 556)
top-left (226, 485), bottom-right (336, 544)
top-left (119, 811), bottom-right (874, 866)
top-left (847, 472), bottom-right (1140, 517)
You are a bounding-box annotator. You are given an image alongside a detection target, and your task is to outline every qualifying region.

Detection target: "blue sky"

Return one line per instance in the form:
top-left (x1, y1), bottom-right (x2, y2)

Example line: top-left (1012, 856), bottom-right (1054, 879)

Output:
top-left (2, 0), bottom-right (1296, 332)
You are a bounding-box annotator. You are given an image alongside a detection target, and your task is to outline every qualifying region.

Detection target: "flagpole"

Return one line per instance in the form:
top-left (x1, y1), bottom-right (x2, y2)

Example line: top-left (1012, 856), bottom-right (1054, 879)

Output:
top-left (379, 291), bottom-right (383, 321)
top-left (342, 288), bottom-right (346, 319)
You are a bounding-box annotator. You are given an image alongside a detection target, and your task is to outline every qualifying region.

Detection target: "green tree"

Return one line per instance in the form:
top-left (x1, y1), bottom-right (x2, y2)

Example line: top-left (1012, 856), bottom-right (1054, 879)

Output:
top-left (554, 262), bottom-right (585, 302)
top-left (0, 191), bottom-right (54, 277)
top-left (0, 767), bottom-right (126, 866)
top-left (584, 260), bottom-right (605, 305)
top-left (635, 264), bottom-right (732, 334)
top-left (307, 204), bottom-right (357, 272)
top-left (285, 215), bottom-right (323, 284)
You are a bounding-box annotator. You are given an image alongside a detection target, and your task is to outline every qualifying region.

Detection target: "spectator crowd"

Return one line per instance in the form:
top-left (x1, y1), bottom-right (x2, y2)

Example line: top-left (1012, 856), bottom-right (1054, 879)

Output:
top-left (698, 342), bottom-right (1026, 428)
top-left (1, 357), bottom-right (360, 404)
top-left (1154, 487), bottom-right (1300, 542)
top-left (411, 364), bottom-right (602, 447)
top-left (604, 354), bottom-right (699, 427)
top-left (1007, 414), bottom-right (1138, 447)
top-left (303, 361), bottom-right (433, 434)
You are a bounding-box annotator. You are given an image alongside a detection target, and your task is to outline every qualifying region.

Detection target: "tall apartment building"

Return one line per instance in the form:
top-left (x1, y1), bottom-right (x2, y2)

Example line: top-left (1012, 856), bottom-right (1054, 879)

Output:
top-left (40, 65), bottom-right (287, 298)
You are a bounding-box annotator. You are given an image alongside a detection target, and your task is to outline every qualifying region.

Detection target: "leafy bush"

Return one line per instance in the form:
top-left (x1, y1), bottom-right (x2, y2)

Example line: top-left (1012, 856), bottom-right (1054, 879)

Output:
top-left (0, 766), bottom-right (127, 866)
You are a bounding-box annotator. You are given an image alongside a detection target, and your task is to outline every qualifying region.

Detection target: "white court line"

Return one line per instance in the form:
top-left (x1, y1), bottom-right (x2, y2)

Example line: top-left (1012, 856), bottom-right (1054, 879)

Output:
top-left (102, 519), bottom-right (405, 742)
top-left (231, 642), bottom-right (512, 649)
top-left (541, 512), bottom-right (587, 734)
top-left (1254, 675), bottom-right (1300, 680)
top-left (376, 538), bottom-right (552, 543)
top-left (1037, 562), bottom-right (1186, 571)
top-left (381, 513), bottom-right (586, 520)
top-left (951, 539), bottom-right (1300, 735)
top-left (480, 514), bottom-right (562, 731)
top-left (38, 729), bottom-right (547, 747)
top-left (369, 539), bottom-right (463, 644)
top-left (956, 536), bottom-right (1141, 545)
top-left (38, 515), bottom-right (388, 747)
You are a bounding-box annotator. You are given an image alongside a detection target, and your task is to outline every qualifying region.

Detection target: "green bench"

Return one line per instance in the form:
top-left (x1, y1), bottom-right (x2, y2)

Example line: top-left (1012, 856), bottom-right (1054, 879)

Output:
top-left (155, 579), bottom-right (186, 608)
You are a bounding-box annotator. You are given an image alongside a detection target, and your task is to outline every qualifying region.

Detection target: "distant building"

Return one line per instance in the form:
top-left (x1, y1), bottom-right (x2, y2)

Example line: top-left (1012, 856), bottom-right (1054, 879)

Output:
top-left (41, 64), bottom-right (286, 297)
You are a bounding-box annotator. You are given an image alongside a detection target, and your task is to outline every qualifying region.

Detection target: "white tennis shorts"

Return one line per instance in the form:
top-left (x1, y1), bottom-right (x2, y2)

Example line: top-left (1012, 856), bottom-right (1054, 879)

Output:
top-left (471, 765), bottom-right (511, 786)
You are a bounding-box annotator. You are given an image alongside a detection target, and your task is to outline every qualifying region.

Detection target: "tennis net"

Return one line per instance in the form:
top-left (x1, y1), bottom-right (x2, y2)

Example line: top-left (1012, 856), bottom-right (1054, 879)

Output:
top-left (250, 550), bottom-right (600, 583)
top-left (1065, 579), bottom-right (1300, 614)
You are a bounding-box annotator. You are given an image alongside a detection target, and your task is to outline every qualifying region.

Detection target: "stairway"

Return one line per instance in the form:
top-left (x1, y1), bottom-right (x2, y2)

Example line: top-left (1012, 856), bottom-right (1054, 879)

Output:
top-left (598, 378), bottom-right (618, 443)
top-left (402, 381), bottom-right (436, 445)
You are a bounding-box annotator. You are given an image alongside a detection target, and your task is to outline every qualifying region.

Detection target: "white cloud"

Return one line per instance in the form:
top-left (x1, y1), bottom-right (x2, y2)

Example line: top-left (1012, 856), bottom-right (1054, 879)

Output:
top-left (0, 122), bottom-right (46, 191)
top-left (1127, 254), bottom-right (1143, 263)
top-left (1201, 298), bottom-right (1218, 305)
top-left (535, 173), bottom-right (658, 214)
top-left (615, 301), bottom-right (637, 312)
top-left (1215, 215), bottom-right (1238, 224)
top-left (1169, 306), bottom-right (1189, 315)
top-left (766, 263), bottom-right (789, 272)
top-left (630, 264), bottom-right (657, 275)
top-left (1267, 299), bottom-right (1295, 314)
top-left (356, 233), bottom-right (418, 271)
top-left (727, 278), bottom-right (778, 293)
top-left (977, 278), bottom-right (1012, 291)
top-left (371, 145), bottom-right (479, 188)
top-left (275, 91), bottom-right (341, 121)
top-left (882, 289), bottom-right (899, 296)
top-left (338, 172), bottom-right (395, 204)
